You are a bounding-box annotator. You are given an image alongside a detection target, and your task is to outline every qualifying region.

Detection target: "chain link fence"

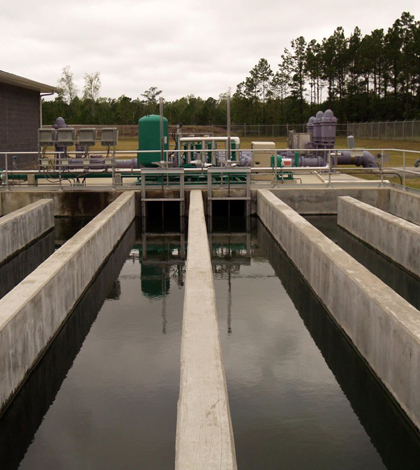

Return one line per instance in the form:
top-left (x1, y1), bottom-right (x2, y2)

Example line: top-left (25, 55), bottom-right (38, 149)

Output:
top-left (347, 120), bottom-right (420, 142)
top-left (49, 123), bottom-right (350, 139)
top-left (44, 122), bottom-right (420, 141)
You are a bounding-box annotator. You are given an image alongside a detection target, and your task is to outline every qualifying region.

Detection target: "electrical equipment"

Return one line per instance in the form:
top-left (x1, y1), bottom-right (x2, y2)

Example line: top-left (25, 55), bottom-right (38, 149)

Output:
top-left (101, 128), bottom-right (119, 147)
top-left (251, 141), bottom-right (275, 167)
top-left (56, 128), bottom-right (76, 146)
top-left (78, 128), bottom-right (97, 147)
top-left (38, 129), bottom-right (56, 146)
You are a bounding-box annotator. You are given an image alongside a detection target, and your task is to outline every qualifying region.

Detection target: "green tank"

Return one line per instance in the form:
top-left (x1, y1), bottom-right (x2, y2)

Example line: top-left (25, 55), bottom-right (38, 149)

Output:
top-left (138, 114), bottom-right (169, 167)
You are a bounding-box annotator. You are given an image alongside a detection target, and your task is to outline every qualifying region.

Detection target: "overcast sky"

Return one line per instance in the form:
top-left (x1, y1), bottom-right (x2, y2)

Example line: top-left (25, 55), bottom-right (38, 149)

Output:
top-left (1, 0), bottom-right (419, 101)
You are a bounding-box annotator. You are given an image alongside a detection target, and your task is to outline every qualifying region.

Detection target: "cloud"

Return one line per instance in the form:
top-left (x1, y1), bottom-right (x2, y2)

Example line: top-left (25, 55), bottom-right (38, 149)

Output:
top-left (0, 0), bottom-right (418, 100)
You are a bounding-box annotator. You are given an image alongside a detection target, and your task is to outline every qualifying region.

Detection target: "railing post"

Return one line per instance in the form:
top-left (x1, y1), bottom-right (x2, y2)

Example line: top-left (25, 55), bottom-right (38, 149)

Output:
top-left (112, 144), bottom-right (116, 189)
top-left (380, 150), bottom-right (384, 188)
top-left (403, 150), bottom-right (406, 190)
top-left (328, 150), bottom-right (332, 188)
top-left (59, 152), bottom-right (62, 190)
top-left (4, 152), bottom-right (8, 190)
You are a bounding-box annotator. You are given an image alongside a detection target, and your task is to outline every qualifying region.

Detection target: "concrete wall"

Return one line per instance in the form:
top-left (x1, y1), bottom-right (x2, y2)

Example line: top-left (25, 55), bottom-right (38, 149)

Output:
top-left (389, 189), bottom-right (420, 226)
top-left (176, 190), bottom-right (237, 470)
top-left (0, 192), bottom-right (135, 413)
top-left (0, 199), bottom-right (54, 264)
top-left (338, 196), bottom-right (420, 277)
top-left (0, 82), bottom-right (40, 169)
top-left (257, 189), bottom-right (420, 431)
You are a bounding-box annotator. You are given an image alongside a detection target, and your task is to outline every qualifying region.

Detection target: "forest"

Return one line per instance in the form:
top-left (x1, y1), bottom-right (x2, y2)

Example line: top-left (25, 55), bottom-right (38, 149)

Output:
top-left (43, 12), bottom-right (420, 126)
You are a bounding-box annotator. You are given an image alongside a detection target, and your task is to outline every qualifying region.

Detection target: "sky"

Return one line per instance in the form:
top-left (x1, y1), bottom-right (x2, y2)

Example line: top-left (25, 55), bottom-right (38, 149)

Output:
top-left (0, 0), bottom-right (419, 101)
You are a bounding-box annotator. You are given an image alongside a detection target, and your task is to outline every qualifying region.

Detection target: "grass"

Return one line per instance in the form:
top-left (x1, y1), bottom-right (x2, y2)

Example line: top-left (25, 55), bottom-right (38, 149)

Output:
top-left (346, 172), bottom-right (420, 190)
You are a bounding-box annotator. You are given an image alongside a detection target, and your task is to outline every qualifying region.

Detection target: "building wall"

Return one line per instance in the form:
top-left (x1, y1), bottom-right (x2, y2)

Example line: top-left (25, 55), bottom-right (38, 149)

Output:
top-left (0, 82), bottom-right (40, 168)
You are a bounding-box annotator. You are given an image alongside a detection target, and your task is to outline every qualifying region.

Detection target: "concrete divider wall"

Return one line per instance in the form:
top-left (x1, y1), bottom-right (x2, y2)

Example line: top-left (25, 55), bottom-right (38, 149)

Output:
top-left (257, 189), bottom-right (420, 430)
top-left (0, 192), bottom-right (135, 413)
top-left (176, 190), bottom-right (237, 470)
top-left (389, 189), bottom-right (420, 226)
top-left (338, 196), bottom-right (420, 277)
top-left (0, 199), bottom-right (54, 264)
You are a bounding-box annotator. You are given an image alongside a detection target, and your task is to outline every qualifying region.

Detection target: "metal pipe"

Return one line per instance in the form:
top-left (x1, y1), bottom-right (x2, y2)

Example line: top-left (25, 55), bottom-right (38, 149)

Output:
top-left (159, 97), bottom-right (164, 164)
top-left (227, 91), bottom-right (231, 162)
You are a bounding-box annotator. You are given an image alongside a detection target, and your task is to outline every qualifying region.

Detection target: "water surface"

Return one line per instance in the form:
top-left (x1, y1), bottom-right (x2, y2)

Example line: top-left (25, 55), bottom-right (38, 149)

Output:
top-left (214, 218), bottom-right (420, 470)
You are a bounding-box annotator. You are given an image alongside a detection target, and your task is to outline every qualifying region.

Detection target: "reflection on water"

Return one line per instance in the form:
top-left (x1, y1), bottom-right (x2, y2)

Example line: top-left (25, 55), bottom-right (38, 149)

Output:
top-left (0, 220), bottom-right (185, 470)
top-left (305, 215), bottom-right (420, 310)
top-left (213, 218), bottom-right (420, 470)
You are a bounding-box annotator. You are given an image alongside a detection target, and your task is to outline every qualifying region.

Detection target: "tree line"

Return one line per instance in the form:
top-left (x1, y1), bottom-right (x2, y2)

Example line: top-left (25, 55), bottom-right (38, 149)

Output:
top-left (43, 12), bottom-right (420, 127)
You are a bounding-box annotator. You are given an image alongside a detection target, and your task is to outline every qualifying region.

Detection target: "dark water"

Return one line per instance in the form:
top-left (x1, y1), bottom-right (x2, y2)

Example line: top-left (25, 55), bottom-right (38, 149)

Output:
top-left (3, 215), bottom-right (420, 469)
top-left (214, 218), bottom-right (420, 470)
top-left (305, 215), bottom-right (420, 310)
top-left (0, 220), bottom-right (185, 470)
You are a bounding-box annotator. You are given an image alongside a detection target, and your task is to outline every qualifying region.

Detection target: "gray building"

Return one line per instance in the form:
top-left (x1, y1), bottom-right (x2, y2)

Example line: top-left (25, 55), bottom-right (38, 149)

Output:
top-left (0, 70), bottom-right (57, 168)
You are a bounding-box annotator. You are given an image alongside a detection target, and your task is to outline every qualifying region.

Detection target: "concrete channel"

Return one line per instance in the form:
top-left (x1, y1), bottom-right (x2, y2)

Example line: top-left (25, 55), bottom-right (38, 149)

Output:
top-left (0, 192), bottom-right (135, 413)
top-left (257, 189), bottom-right (420, 431)
top-left (338, 196), bottom-right (420, 277)
top-left (1, 183), bottom-right (420, 467)
top-left (176, 190), bottom-right (237, 470)
top-left (0, 199), bottom-right (54, 264)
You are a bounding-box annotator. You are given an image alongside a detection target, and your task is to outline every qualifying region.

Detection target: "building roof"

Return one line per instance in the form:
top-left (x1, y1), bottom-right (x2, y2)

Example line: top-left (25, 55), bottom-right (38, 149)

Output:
top-left (0, 70), bottom-right (57, 93)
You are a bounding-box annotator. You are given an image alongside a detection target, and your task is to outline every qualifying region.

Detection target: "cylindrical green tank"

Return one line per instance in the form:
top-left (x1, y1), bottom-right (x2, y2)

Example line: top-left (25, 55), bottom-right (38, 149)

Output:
top-left (138, 114), bottom-right (169, 167)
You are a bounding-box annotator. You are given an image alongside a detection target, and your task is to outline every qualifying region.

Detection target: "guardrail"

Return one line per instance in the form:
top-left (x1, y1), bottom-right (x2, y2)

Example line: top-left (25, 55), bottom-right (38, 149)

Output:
top-left (0, 148), bottom-right (419, 194)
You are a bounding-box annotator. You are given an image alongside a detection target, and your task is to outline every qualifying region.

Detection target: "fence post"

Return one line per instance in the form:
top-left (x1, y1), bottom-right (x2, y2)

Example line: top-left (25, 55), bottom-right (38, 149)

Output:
top-left (258, 124), bottom-right (260, 137)
top-left (412, 120), bottom-right (415, 142)
top-left (394, 120), bottom-right (396, 140)
top-left (378, 121), bottom-right (380, 139)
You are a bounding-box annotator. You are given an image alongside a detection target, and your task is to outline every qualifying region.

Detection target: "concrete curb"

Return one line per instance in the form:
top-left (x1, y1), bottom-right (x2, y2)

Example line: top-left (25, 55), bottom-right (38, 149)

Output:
top-left (175, 190), bottom-right (237, 470)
